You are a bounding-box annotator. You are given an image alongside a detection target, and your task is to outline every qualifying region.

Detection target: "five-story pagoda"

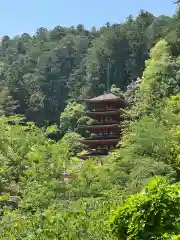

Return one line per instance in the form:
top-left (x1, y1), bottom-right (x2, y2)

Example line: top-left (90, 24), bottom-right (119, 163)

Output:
top-left (77, 93), bottom-right (125, 160)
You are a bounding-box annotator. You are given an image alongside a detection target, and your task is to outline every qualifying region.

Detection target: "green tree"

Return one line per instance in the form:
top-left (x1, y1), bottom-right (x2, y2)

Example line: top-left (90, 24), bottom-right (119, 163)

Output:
top-left (139, 39), bottom-right (179, 113)
top-left (60, 101), bottom-right (85, 134)
top-left (0, 87), bottom-right (18, 116)
top-left (111, 177), bottom-right (180, 240)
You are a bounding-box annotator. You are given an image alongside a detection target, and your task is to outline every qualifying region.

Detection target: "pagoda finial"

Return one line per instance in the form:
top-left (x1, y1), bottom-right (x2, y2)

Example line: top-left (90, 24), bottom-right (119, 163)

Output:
top-left (106, 57), bottom-right (111, 92)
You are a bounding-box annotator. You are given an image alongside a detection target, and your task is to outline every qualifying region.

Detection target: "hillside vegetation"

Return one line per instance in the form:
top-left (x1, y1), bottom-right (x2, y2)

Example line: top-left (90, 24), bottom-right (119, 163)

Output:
top-left (0, 4), bottom-right (180, 240)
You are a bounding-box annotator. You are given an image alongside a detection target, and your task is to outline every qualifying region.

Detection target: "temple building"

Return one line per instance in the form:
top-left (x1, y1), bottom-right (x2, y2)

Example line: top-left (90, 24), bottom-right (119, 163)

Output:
top-left (77, 93), bottom-right (125, 160)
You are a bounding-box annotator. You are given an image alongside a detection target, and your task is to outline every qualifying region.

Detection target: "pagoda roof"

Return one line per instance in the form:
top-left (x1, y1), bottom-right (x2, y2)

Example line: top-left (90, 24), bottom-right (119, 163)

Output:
top-left (85, 93), bottom-right (122, 103)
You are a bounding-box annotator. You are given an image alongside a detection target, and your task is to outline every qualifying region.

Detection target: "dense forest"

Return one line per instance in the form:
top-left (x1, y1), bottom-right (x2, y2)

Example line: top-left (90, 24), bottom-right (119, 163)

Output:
top-left (0, 1), bottom-right (180, 239)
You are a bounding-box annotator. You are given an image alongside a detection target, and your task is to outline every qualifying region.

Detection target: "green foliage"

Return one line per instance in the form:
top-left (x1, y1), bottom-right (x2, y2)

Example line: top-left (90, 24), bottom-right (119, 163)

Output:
top-left (110, 87), bottom-right (126, 102)
top-left (46, 124), bottom-right (59, 134)
top-left (0, 116), bottom-right (47, 192)
top-left (1, 199), bottom-right (115, 240)
top-left (111, 177), bottom-right (180, 240)
top-left (139, 39), bottom-right (179, 112)
top-left (60, 101), bottom-right (85, 134)
top-left (61, 131), bottom-right (83, 154)
top-left (0, 5), bottom-right (180, 239)
top-left (0, 11), bottom-right (175, 125)
top-left (108, 152), bottom-right (175, 195)
top-left (0, 87), bottom-right (18, 116)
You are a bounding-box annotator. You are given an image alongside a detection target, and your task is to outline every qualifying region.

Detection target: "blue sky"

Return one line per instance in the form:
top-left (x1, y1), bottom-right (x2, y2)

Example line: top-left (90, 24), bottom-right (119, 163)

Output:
top-left (0, 0), bottom-right (176, 37)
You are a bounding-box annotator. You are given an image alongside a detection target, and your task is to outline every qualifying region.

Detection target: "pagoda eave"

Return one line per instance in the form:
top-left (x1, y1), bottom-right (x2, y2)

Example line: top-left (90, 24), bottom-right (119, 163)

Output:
top-left (86, 110), bottom-right (120, 117)
top-left (84, 98), bottom-right (122, 103)
top-left (78, 124), bottom-right (120, 130)
top-left (79, 139), bottom-right (119, 145)
top-left (91, 135), bottom-right (120, 139)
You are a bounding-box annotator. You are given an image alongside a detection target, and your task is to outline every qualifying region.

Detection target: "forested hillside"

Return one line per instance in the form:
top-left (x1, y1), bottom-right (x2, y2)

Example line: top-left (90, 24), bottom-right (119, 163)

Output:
top-left (0, 10), bottom-right (176, 125)
top-left (0, 2), bottom-right (180, 240)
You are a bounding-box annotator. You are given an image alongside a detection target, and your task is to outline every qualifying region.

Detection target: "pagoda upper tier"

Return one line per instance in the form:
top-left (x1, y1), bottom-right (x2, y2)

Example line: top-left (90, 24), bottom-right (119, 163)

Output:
top-left (84, 93), bottom-right (123, 103)
top-left (84, 93), bottom-right (124, 110)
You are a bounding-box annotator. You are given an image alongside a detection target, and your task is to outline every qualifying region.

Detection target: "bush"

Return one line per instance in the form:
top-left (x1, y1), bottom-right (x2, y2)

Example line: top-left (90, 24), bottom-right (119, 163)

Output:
top-left (111, 177), bottom-right (180, 240)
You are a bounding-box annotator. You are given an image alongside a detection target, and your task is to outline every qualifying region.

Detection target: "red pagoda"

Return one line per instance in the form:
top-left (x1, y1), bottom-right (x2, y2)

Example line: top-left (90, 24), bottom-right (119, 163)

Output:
top-left (78, 93), bottom-right (125, 160)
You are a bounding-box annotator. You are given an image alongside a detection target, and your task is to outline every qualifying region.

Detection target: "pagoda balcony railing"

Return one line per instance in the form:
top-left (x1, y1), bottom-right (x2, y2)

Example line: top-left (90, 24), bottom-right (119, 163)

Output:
top-left (85, 111), bottom-right (120, 118)
top-left (86, 108), bottom-right (118, 112)
top-left (90, 120), bottom-right (119, 125)
top-left (78, 124), bottom-right (121, 132)
top-left (81, 146), bottom-right (108, 151)
top-left (90, 134), bottom-right (119, 140)
top-left (79, 139), bottom-right (119, 146)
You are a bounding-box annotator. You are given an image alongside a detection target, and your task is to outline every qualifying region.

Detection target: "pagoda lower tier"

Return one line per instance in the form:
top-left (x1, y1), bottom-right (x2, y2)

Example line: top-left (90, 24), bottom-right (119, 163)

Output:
top-left (89, 120), bottom-right (121, 125)
top-left (78, 123), bottom-right (121, 158)
top-left (90, 134), bottom-right (120, 139)
top-left (79, 124), bottom-right (122, 137)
